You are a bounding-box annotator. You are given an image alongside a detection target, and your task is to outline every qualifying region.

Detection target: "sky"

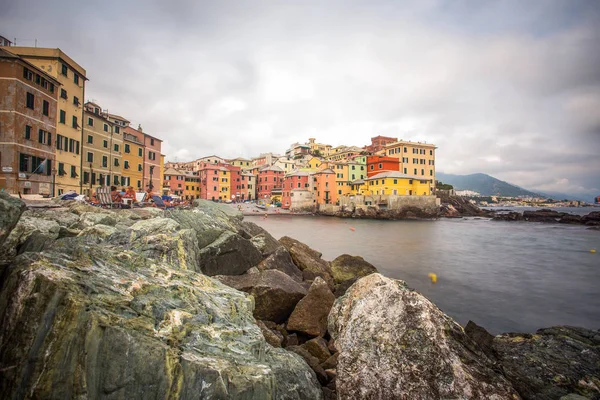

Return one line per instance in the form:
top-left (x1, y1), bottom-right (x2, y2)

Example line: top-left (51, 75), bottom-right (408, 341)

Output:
top-left (2, 0), bottom-right (599, 200)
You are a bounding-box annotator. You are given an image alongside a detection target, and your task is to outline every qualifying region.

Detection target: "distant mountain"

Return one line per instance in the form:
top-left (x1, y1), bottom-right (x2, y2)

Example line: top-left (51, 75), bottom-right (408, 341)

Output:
top-left (436, 172), bottom-right (542, 197)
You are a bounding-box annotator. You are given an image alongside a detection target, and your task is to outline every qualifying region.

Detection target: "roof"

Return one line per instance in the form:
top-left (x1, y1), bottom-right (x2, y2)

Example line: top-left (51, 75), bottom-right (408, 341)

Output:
top-left (314, 168), bottom-right (335, 174)
top-left (366, 171), bottom-right (433, 181)
top-left (285, 170), bottom-right (311, 177)
top-left (106, 113), bottom-right (130, 123)
top-left (164, 167), bottom-right (182, 176)
top-left (259, 165), bottom-right (284, 172)
top-left (0, 48), bottom-right (62, 86)
top-left (384, 140), bottom-right (437, 149)
top-left (352, 179), bottom-right (365, 184)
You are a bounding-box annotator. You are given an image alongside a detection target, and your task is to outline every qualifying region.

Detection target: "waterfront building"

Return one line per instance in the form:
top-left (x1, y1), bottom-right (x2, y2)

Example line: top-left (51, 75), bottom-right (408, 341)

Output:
top-left (257, 164), bottom-right (284, 203)
top-left (142, 128), bottom-right (162, 191)
top-left (365, 171), bottom-right (432, 196)
top-left (194, 155), bottom-right (226, 170)
top-left (364, 135), bottom-right (398, 153)
top-left (163, 167), bottom-right (185, 196)
top-left (281, 170), bottom-right (312, 209)
top-left (285, 142), bottom-right (311, 158)
top-left (383, 140), bottom-right (436, 191)
top-left (81, 102), bottom-right (123, 193)
top-left (366, 155), bottom-right (400, 178)
top-left (226, 164), bottom-right (242, 202)
top-left (313, 168), bottom-right (337, 205)
top-left (219, 167), bottom-right (231, 201)
top-left (121, 126), bottom-right (145, 190)
top-left (7, 46), bottom-right (87, 195)
top-left (182, 170), bottom-right (201, 200)
top-left (595, 195), bottom-right (599, 204)
top-left (240, 170), bottom-right (256, 201)
top-left (0, 49), bottom-right (59, 195)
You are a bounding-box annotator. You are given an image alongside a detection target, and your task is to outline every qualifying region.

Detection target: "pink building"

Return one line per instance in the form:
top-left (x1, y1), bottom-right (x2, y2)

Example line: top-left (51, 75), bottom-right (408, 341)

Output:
top-left (163, 167), bottom-right (185, 196)
top-left (281, 171), bottom-right (311, 209)
top-left (143, 130), bottom-right (162, 191)
top-left (198, 163), bottom-right (223, 201)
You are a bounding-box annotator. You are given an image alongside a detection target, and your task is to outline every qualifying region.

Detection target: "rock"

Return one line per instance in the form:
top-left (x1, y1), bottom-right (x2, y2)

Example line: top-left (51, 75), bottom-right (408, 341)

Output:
top-left (321, 353), bottom-right (338, 370)
top-left (328, 274), bottom-right (519, 399)
top-left (322, 387), bottom-right (337, 400)
top-left (279, 236), bottom-right (334, 289)
top-left (0, 205), bottom-right (323, 399)
top-left (333, 279), bottom-right (356, 298)
top-left (67, 201), bottom-right (111, 215)
top-left (256, 320), bottom-right (283, 348)
top-left (493, 326), bottom-right (600, 400)
top-left (169, 205), bottom-right (242, 249)
top-left (239, 221), bottom-right (282, 256)
top-left (23, 208), bottom-right (80, 228)
top-left (559, 214), bottom-right (583, 224)
top-left (493, 211), bottom-right (523, 222)
top-left (288, 277), bottom-right (335, 337)
top-left (258, 246), bottom-right (303, 282)
top-left (301, 337), bottom-right (331, 364)
top-left (285, 333), bottom-right (299, 347)
top-left (58, 226), bottom-right (81, 238)
top-left (128, 217), bottom-right (180, 237)
top-left (286, 346), bottom-right (329, 385)
top-left (560, 394), bottom-right (591, 400)
top-left (198, 231), bottom-right (263, 276)
top-left (215, 270), bottom-right (307, 323)
top-left (325, 369), bottom-right (337, 383)
top-left (582, 211), bottom-right (600, 226)
top-left (523, 209), bottom-right (566, 222)
top-left (78, 224), bottom-right (117, 239)
top-left (465, 320), bottom-right (495, 357)
top-left (79, 212), bottom-right (118, 228)
top-left (0, 216), bottom-right (60, 264)
top-left (330, 254), bottom-right (377, 286)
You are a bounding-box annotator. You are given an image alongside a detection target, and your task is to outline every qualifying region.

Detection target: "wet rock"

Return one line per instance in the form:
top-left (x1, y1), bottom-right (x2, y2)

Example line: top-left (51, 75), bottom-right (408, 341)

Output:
top-left (582, 211), bottom-right (600, 226)
top-left (493, 326), bottom-right (600, 400)
top-left (301, 337), bottom-right (331, 363)
top-left (257, 246), bottom-right (303, 282)
top-left (465, 320), bottom-right (495, 357)
top-left (287, 277), bottom-right (335, 337)
top-left (329, 273), bottom-right (519, 399)
top-left (197, 231), bottom-right (263, 276)
top-left (215, 270), bottom-right (307, 323)
top-left (493, 211), bottom-right (523, 221)
top-left (523, 209), bottom-right (566, 222)
top-left (559, 214), bottom-right (583, 224)
top-left (279, 236), bottom-right (334, 289)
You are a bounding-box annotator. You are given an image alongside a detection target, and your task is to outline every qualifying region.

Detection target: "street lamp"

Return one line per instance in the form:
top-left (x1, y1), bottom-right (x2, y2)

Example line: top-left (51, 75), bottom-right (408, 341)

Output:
top-left (51, 168), bottom-right (57, 197)
top-left (149, 166), bottom-right (155, 190)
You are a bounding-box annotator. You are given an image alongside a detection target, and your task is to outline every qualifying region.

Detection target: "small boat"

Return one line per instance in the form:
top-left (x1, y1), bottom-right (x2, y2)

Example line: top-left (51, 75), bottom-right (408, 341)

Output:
top-left (256, 204), bottom-right (266, 210)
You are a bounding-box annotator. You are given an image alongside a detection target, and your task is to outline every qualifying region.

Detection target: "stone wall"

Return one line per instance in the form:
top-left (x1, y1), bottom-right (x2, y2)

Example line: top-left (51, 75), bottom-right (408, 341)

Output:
top-left (290, 190), bottom-right (316, 212)
top-left (339, 195), bottom-right (439, 211)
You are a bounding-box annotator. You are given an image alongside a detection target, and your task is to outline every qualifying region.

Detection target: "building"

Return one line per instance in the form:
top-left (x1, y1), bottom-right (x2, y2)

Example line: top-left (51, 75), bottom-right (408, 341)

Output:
top-left (364, 135), bottom-right (398, 153)
top-left (313, 168), bottom-right (337, 205)
top-left (227, 157), bottom-right (252, 168)
top-left (285, 142), bottom-right (311, 158)
top-left (0, 36), bottom-right (12, 47)
top-left (326, 145), bottom-right (365, 162)
top-left (252, 153), bottom-right (280, 167)
top-left (366, 155), bottom-right (400, 178)
top-left (122, 126), bottom-right (145, 190)
top-left (240, 170), bottom-right (256, 201)
top-left (194, 155), bottom-right (227, 170)
top-left (383, 140), bottom-right (436, 191)
top-left (81, 102), bottom-right (123, 193)
top-left (307, 138), bottom-right (332, 157)
top-left (163, 167), bottom-right (185, 196)
top-left (226, 164), bottom-right (242, 202)
top-left (0, 48), bottom-right (59, 195)
top-left (273, 156), bottom-right (296, 174)
top-left (142, 128), bottom-right (162, 191)
top-left (365, 171), bottom-right (432, 196)
top-left (281, 171), bottom-right (312, 209)
top-left (182, 170), bottom-right (201, 200)
top-left (198, 163), bottom-right (222, 201)
top-left (7, 46), bottom-right (87, 195)
top-left (257, 165), bottom-right (284, 202)
top-left (595, 195), bottom-right (600, 205)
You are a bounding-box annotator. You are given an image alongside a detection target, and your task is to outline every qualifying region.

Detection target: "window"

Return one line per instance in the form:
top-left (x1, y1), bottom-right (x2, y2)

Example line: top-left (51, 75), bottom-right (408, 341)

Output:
top-left (124, 144), bottom-right (130, 153)
top-left (70, 165), bottom-right (77, 178)
top-left (57, 162), bottom-right (66, 176)
top-left (25, 125), bottom-right (32, 140)
top-left (102, 156), bottom-right (108, 167)
top-left (421, 169), bottom-right (425, 175)
top-left (38, 129), bottom-right (51, 145)
top-left (404, 147), bottom-right (407, 153)
top-left (19, 153), bottom-right (51, 175)
top-left (430, 150), bottom-right (433, 155)
top-left (72, 116), bottom-right (78, 129)
top-left (104, 124), bottom-right (108, 132)
top-left (150, 138), bottom-right (155, 146)
top-left (430, 170), bottom-right (433, 176)
top-left (59, 110), bottom-right (66, 124)
top-left (74, 74), bottom-right (79, 85)
top-left (414, 168), bottom-right (417, 175)
top-left (148, 151), bottom-right (156, 160)
top-left (42, 100), bottom-right (49, 116)
top-left (60, 89), bottom-right (67, 99)
top-left (87, 135), bottom-right (93, 144)
top-left (138, 148), bottom-right (143, 157)
top-left (370, 165), bottom-right (374, 170)
top-left (61, 64), bottom-right (68, 76)
top-left (87, 152), bottom-right (94, 163)
top-left (103, 140), bottom-right (108, 148)
top-left (137, 180), bottom-right (141, 188)
top-left (114, 159), bottom-right (119, 167)
top-left (26, 92), bottom-right (34, 109)
top-left (378, 163), bottom-right (382, 168)
top-left (113, 144), bottom-right (119, 152)
top-left (394, 179), bottom-right (398, 184)
top-left (138, 164), bottom-right (142, 171)
top-left (114, 175), bottom-right (119, 185)
top-left (115, 126), bottom-right (120, 134)
top-left (73, 96), bottom-right (80, 106)
top-left (87, 117), bottom-right (94, 126)
top-left (124, 161), bottom-right (130, 169)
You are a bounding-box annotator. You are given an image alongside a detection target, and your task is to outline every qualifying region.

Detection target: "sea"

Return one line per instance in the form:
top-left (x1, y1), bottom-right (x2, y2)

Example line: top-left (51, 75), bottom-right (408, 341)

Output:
top-left (247, 213), bottom-right (600, 334)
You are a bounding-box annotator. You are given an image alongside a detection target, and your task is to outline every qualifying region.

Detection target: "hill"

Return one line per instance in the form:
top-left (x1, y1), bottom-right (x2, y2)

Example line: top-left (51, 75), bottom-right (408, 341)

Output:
top-left (436, 172), bottom-right (542, 197)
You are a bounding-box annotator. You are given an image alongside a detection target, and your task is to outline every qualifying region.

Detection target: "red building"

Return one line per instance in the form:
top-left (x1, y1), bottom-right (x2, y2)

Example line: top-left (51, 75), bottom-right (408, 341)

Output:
top-left (281, 171), bottom-right (311, 209)
top-left (366, 155), bottom-right (400, 178)
top-left (226, 164), bottom-right (242, 202)
top-left (163, 167), bottom-right (185, 196)
top-left (364, 135), bottom-right (398, 153)
top-left (595, 195), bottom-right (600, 204)
top-left (257, 165), bottom-right (284, 201)
top-left (198, 163), bottom-right (223, 200)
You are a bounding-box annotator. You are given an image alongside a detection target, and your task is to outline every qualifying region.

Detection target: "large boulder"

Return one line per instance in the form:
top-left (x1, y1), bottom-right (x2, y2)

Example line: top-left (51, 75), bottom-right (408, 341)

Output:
top-left (0, 216), bottom-right (60, 263)
top-left (0, 193), bottom-right (26, 253)
top-left (279, 236), bottom-right (334, 289)
top-left (493, 326), bottom-right (600, 400)
top-left (330, 254), bottom-right (378, 296)
top-left (0, 205), bottom-right (323, 399)
top-left (328, 274), bottom-right (519, 399)
top-left (215, 270), bottom-right (308, 323)
top-left (197, 231), bottom-right (263, 276)
top-left (287, 277), bottom-right (335, 337)
top-left (257, 246), bottom-right (303, 282)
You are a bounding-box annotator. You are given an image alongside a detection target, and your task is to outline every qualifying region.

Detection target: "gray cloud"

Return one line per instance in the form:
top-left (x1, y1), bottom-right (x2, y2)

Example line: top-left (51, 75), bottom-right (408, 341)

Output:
top-left (2, 0), bottom-right (599, 199)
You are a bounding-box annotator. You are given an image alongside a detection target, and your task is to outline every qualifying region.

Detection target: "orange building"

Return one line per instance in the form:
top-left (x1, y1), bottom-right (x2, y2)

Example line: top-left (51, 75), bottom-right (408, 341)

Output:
top-left (313, 168), bottom-right (337, 205)
top-left (366, 155), bottom-right (400, 178)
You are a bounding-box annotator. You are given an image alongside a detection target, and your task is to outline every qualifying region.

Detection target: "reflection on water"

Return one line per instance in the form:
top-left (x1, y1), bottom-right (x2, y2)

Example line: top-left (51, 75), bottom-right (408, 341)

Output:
top-left (248, 215), bottom-right (600, 334)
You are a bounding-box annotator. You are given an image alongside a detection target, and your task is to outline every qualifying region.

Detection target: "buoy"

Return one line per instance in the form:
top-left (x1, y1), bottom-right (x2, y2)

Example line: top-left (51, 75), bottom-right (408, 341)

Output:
top-left (591, 249), bottom-right (597, 253)
top-left (350, 227), bottom-right (355, 231)
top-left (428, 273), bottom-right (437, 284)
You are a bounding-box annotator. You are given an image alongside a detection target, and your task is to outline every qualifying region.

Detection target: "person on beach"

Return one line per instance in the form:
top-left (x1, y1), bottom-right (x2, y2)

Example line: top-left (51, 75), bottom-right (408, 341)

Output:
top-left (123, 186), bottom-right (137, 202)
top-left (110, 186), bottom-right (123, 204)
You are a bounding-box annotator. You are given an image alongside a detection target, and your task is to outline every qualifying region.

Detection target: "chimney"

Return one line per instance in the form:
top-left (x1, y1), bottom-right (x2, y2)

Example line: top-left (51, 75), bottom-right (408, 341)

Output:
top-left (138, 124), bottom-right (143, 132)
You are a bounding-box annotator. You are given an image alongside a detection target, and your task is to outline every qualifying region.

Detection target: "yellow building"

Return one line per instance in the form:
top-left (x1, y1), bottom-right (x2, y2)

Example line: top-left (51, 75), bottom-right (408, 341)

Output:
top-left (81, 102), bottom-right (123, 193)
top-left (307, 138), bottom-right (332, 156)
top-left (274, 157), bottom-right (296, 174)
top-left (121, 126), bottom-right (145, 190)
top-left (384, 140), bottom-right (436, 191)
top-left (326, 145), bottom-right (364, 162)
top-left (182, 171), bottom-right (201, 200)
top-left (365, 171), bottom-right (432, 196)
top-left (7, 47), bottom-right (87, 195)
top-left (228, 157), bottom-right (252, 168)
top-left (219, 167), bottom-right (231, 200)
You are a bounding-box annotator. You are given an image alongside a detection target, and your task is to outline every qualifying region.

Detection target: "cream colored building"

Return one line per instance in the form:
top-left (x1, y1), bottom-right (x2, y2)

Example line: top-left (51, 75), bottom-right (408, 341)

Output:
top-left (6, 47), bottom-right (87, 195)
top-left (383, 140), bottom-right (436, 191)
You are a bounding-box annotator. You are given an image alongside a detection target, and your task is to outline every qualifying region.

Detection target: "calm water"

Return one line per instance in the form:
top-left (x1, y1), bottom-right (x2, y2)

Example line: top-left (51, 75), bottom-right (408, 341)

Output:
top-left (483, 206), bottom-right (600, 216)
top-left (248, 215), bottom-right (600, 334)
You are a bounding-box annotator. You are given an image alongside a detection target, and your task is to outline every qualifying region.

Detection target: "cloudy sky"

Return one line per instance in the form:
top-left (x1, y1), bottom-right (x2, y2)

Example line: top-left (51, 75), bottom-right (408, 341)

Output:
top-left (2, 0), bottom-right (599, 199)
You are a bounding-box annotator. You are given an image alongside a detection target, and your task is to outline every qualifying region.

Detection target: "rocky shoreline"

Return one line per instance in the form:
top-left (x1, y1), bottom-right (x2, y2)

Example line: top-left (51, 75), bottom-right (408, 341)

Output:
top-left (1, 192), bottom-right (598, 399)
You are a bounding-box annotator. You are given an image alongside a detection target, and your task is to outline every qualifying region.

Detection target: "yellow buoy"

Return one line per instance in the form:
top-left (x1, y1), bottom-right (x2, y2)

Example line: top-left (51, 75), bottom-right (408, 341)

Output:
top-left (591, 249), bottom-right (597, 253)
top-left (428, 273), bottom-right (437, 284)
